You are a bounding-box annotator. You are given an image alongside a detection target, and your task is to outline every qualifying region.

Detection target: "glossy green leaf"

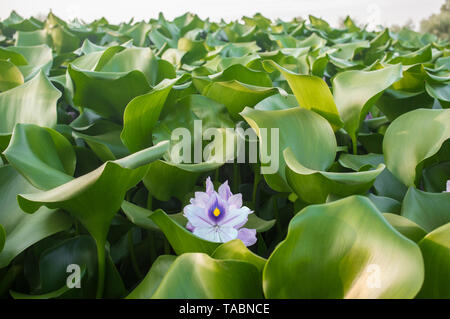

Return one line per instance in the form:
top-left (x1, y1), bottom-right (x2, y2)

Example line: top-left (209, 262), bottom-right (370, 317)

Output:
top-left (426, 82), bottom-right (450, 109)
top-left (152, 253), bottom-right (263, 298)
top-left (0, 225), bottom-right (5, 253)
top-left (382, 213), bottom-right (427, 243)
top-left (401, 187), bottom-right (450, 233)
top-left (16, 141), bottom-right (168, 296)
top-left (263, 60), bottom-right (343, 129)
top-left (14, 30), bottom-right (49, 46)
top-left (0, 166), bottom-right (72, 268)
top-left (212, 239), bottom-right (266, 273)
top-left (338, 153), bottom-right (408, 201)
top-left (0, 71), bottom-right (60, 135)
top-left (121, 78), bottom-right (178, 152)
top-left (0, 60), bottom-right (24, 91)
top-left (332, 64), bottom-right (402, 149)
top-left (3, 124), bottom-right (76, 190)
top-left (126, 255), bottom-right (176, 299)
top-left (263, 196), bottom-right (424, 298)
top-left (4, 45), bottom-right (53, 80)
top-left (383, 109), bottom-right (450, 187)
top-left (99, 47), bottom-right (167, 86)
top-left (416, 223), bottom-right (450, 299)
top-left (284, 148), bottom-right (385, 204)
top-left (241, 107), bottom-right (337, 192)
top-left (68, 64), bottom-right (150, 122)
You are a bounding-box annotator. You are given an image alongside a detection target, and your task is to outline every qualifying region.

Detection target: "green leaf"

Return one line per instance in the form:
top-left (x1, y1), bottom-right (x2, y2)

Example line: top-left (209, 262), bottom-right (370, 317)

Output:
top-left (240, 107), bottom-right (337, 192)
top-left (0, 225), bottom-right (5, 253)
top-left (382, 213), bottom-right (427, 243)
top-left (14, 30), bottom-right (49, 46)
top-left (121, 201), bottom-right (220, 255)
top-left (212, 239), bottom-right (266, 273)
top-left (263, 60), bottom-right (343, 130)
top-left (426, 82), bottom-right (450, 109)
top-left (416, 223), bottom-right (450, 299)
top-left (254, 93), bottom-right (298, 111)
top-left (0, 165), bottom-right (72, 268)
top-left (201, 80), bottom-right (277, 119)
top-left (37, 236), bottom-right (97, 297)
top-left (152, 253), bottom-right (263, 298)
top-left (332, 64), bottom-right (402, 149)
top-left (126, 255), bottom-right (176, 299)
top-left (338, 153), bottom-right (408, 201)
top-left (376, 89), bottom-right (434, 121)
top-left (389, 45), bottom-right (432, 65)
top-left (121, 78), bottom-right (178, 152)
top-left (3, 124), bottom-right (76, 190)
top-left (383, 109), bottom-right (450, 187)
top-left (367, 194), bottom-right (401, 214)
top-left (0, 71), bottom-right (60, 135)
top-left (10, 285), bottom-right (72, 300)
top-left (99, 47), bottom-right (167, 86)
top-left (263, 196), bottom-right (424, 298)
top-left (401, 187), bottom-right (450, 233)
top-left (34, 235), bottom-right (124, 298)
top-left (0, 47), bottom-right (28, 65)
top-left (4, 45), bottom-right (53, 80)
top-left (0, 60), bottom-right (24, 91)
top-left (18, 141), bottom-right (169, 242)
top-left (72, 119), bottom-right (129, 162)
top-left (68, 64), bottom-right (150, 122)
top-left (284, 148), bottom-right (385, 204)
top-left (145, 95), bottom-right (235, 201)
top-left (244, 213), bottom-right (276, 232)
top-left (16, 141), bottom-right (168, 297)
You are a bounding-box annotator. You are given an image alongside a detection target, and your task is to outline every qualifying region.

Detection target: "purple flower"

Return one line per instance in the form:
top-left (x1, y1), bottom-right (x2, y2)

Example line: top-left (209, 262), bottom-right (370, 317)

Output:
top-left (183, 177), bottom-right (257, 246)
top-left (365, 112), bottom-right (373, 120)
top-left (446, 180), bottom-right (450, 193)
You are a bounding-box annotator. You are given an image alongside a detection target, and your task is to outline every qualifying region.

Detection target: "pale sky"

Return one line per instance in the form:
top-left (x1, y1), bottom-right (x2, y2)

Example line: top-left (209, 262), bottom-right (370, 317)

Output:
top-left (0, 0), bottom-right (445, 30)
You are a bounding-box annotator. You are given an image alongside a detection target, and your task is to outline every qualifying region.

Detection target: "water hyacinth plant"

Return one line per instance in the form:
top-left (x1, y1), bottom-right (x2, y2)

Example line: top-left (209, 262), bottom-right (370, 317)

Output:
top-left (184, 177), bottom-right (257, 246)
top-left (0, 10), bottom-right (449, 300)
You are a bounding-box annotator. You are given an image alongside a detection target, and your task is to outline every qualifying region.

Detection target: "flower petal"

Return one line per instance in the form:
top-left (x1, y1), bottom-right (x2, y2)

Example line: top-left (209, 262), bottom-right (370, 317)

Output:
top-left (183, 204), bottom-right (213, 228)
top-left (186, 222), bottom-right (195, 231)
top-left (193, 226), bottom-right (220, 242)
top-left (218, 206), bottom-right (251, 228)
top-left (217, 226), bottom-right (239, 242)
top-left (218, 180), bottom-right (232, 200)
top-left (227, 194), bottom-right (242, 210)
top-left (191, 191), bottom-right (210, 207)
top-left (447, 180), bottom-right (450, 193)
top-left (205, 176), bottom-right (214, 194)
top-left (237, 228), bottom-right (257, 246)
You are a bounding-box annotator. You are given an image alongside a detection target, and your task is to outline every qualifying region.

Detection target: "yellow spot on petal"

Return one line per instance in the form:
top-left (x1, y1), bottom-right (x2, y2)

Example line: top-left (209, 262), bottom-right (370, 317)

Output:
top-left (213, 207), bottom-right (221, 217)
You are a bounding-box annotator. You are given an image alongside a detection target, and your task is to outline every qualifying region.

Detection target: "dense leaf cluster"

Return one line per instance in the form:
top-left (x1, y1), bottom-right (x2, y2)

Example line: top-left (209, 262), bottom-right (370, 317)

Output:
top-left (0, 11), bottom-right (449, 299)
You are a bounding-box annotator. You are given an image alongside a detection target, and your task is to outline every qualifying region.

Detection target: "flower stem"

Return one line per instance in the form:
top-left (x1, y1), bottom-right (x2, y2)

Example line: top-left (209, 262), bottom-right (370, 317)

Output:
top-left (164, 238), bottom-right (171, 255)
top-left (95, 238), bottom-right (106, 299)
top-left (351, 135), bottom-right (358, 155)
top-left (147, 232), bottom-right (157, 263)
top-left (215, 167), bottom-right (220, 182)
top-left (232, 162), bottom-right (240, 193)
top-left (128, 230), bottom-right (142, 279)
top-left (273, 196), bottom-right (282, 235)
top-left (147, 193), bottom-right (153, 210)
top-left (252, 168), bottom-right (261, 208)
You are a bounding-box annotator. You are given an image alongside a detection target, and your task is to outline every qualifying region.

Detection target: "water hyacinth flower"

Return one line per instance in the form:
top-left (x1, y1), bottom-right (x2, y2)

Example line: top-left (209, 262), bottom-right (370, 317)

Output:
top-left (183, 177), bottom-right (257, 246)
top-left (446, 180), bottom-right (450, 192)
